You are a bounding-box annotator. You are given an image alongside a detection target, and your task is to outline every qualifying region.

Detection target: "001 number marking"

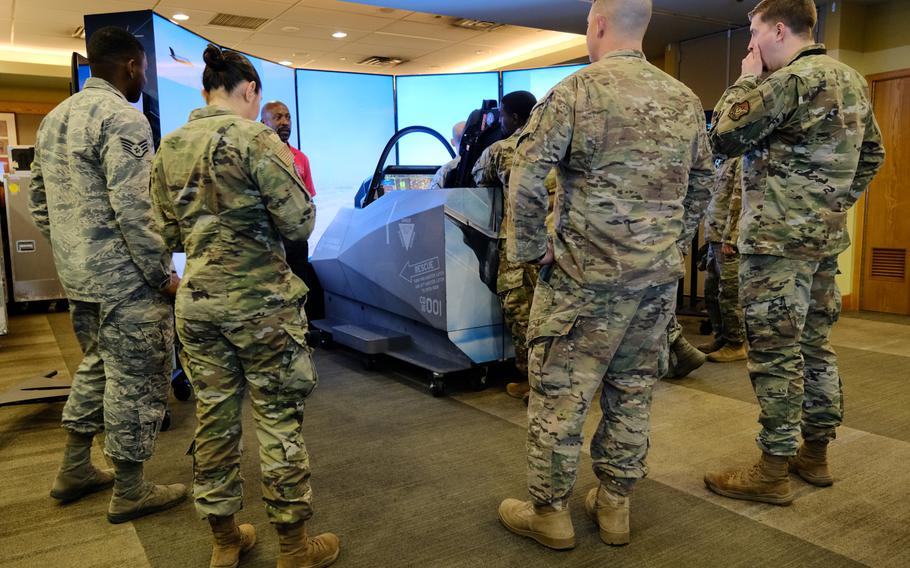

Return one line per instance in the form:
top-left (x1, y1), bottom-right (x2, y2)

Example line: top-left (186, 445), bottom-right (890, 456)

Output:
top-left (419, 296), bottom-right (442, 316)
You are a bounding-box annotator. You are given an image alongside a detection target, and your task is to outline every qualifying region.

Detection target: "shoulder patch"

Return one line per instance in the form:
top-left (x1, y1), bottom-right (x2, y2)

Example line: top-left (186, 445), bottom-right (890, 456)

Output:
top-left (275, 142), bottom-right (294, 168)
top-left (728, 101), bottom-right (751, 122)
top-left (120, 138), bottom-right (150, 159)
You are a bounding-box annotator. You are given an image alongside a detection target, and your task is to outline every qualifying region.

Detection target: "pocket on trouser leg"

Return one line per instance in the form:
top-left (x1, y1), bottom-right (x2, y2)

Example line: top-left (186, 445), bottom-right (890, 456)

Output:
top-left (527, 328), bottom-right (576, 397)
top-left (279, 323), bottom-right (319, 399)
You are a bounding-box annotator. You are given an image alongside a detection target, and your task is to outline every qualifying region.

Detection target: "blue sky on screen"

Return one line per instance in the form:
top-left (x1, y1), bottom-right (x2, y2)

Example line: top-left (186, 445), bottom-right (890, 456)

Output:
top-left (296, 70), bottom-right (396, 247)
top-left (395, 72), bottom-right (499, 166)
top-left (501, 64), bottom-right (586, 101)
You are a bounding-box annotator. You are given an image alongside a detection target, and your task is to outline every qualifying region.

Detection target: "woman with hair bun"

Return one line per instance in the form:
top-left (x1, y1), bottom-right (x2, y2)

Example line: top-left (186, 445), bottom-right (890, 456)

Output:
top-left (150, 43), bottom-right (339, 568)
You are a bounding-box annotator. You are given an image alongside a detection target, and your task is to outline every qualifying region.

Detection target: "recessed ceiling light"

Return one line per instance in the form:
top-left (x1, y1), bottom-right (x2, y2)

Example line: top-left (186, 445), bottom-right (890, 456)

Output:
top-left (173, 13), bottom-right (189, 21)
top-left (281, 26), bottom-right (300, 33)
top-left (332, 31), bottom-right (348, 39)
top-left (339, 57), bottom-right (347, 61)
top-left (279, 60), bottom-right (292, 66)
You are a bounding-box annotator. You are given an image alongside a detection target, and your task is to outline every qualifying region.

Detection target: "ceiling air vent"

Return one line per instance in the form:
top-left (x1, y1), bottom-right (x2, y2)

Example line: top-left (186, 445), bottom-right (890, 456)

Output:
top-left (452, 18), bottom-right (503, 32)
top-left (208, 13), bottom-right (269, 30)
top-left (356, 56), bottom-right (406, 67)
top-left (870, 248), bottom-right (907, 281)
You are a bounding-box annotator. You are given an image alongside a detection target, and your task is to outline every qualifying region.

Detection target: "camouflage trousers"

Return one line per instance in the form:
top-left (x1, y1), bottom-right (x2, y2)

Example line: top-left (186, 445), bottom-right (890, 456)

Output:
top-left (526, 266), bottom-right (674, 506)
top-left (177, 302), bottom-right (318, 524)
top-left (705, 242), bottom-right (745, 344)
top-left (498, 239), bottom-right (540, 377)
top-left (63, 285), bottom-right (174, 462)
top-left (740, 254), bottom-right (843, 456)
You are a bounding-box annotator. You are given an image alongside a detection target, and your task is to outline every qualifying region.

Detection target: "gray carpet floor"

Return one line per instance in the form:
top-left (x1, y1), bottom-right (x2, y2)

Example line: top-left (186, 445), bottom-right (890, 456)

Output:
top-left (132, 350), bottom-right (864, 568)
top-left (2, 311), bottom-right (908, 567)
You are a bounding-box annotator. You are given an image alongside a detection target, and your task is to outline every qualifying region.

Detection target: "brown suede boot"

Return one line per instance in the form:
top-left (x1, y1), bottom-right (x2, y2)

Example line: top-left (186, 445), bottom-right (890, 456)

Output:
top-left (789, 441), bottom-right (834, 487)
top-left (276, 521), bottom-right (340, 568)
top-left (584, 485), bottom-right (629, 546)
top-left (50, 431), bottom-right (114, 503)
top-left (704, 453), bottom-right (794, 505)
top-left (698, 337), bottom-right (725, 354)
top-left (209, 515), bottom-right (257, 568)
top-left (706, 342), bottom-right (747, 363)
top-left (498, 499), bottom-right (575, 550)
top-left (506, 382), bottom-right (531, 399)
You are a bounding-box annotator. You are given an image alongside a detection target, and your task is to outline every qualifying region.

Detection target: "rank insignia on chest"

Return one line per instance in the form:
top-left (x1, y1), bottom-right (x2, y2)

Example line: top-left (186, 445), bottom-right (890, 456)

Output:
top-left (728, 101), bottom-right (751, 122)
top-left (120, 138), bottom-right (150, 158)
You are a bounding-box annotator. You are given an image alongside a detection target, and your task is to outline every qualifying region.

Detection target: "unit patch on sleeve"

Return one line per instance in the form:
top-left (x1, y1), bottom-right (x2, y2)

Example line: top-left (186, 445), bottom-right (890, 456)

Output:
top-left (728, 101), bottom-right (751, 122)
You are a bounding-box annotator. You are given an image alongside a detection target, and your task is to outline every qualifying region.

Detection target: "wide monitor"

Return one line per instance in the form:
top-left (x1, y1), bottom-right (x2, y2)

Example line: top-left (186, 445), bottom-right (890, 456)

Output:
top-left (296, 69), bottom-right (396, 248)
top-left (501, 64), bottom-right (586, 101)
top-left (395, 72), bottom-right (500, 167)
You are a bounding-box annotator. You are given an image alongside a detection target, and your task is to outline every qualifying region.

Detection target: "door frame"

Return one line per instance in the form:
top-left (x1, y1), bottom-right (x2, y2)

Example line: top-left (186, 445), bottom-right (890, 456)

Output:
top-left (849, 68), bottom-right (910, 311)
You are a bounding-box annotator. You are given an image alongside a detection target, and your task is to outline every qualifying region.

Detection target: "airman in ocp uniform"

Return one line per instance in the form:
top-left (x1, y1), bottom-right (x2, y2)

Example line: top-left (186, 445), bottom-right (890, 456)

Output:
top-left (497, 0), bottom-right (715, 549)
top-left (703, 0), bottom-right (885, 506)
top-left (150, 45), bottom-right (339, 568)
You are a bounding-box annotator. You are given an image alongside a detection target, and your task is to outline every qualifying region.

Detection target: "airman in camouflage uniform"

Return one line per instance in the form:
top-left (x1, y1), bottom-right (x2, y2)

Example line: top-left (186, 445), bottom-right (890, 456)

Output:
top-left (30, 26), bottom-right (186, 525)
top-left (151, 104), bottom-right (317, 526)
top-left (472, 91), bottom-right (557, 400)
top-left (151, 44), bottom-right (337, 568)
top-left (704, 0), bottom-right (885, 506)
top-left (699, 157), bottom-right (746, 362)
top-left (497, 0), bottom-right (715, 549)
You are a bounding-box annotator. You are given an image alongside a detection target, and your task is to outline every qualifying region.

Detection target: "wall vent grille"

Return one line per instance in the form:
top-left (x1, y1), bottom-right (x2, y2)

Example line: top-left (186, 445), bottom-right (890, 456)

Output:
top-left (871, 248), bottom-right (907, 280)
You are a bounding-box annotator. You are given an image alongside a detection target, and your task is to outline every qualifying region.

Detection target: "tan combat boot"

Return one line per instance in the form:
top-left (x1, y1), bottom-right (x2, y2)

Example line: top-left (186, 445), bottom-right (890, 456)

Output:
top-left (585, 485), bottom-right (630, 546)
top-left (789, 441), bottom-right (834, 487)
top-left (704, 453), bottom-right (794, 506)
top-left (506, 382), bottom-right (531, 399)
top-left (697, 337), bottom-right (725, 355)
top-left (50, 431), bottom-right (114, 502)
top-left (209, 515), bottom-right (257, 568)
top-left (275, 521), bottom-right (340, 568)
top-left (107, 459), bottom-right (188, 524)
top-left (498, 499), bottom-right (575, 550)
top-left (707, 342), bottom-right (747, 363)
top-left (669, 336), bottom-right (706, 379)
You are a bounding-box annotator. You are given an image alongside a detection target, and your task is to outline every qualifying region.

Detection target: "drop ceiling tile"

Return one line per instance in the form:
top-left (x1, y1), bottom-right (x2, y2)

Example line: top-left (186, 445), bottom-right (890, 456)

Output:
top-left (156, 0), bottom-right (290, 20)
top-left (25, 0), bottom-right (151, 13)
top-left (240, 34), bottom-right (340, 53)
top-left (376, 20), bottom-right (484, 42)
top-left (300, 1), bottom-right (410, 20)
top-left (279, 6), bottom-right (399, 32)
top-left (358, 31), bottom-right (449, 51)
top-left (334, 40), bottom-right (441, 60)
top-left (11, 31), bottom-right (86, 51)
top-left (189, 26), bottom-right (255, 47)
top-left (253, 20), bottom-right (372, 42)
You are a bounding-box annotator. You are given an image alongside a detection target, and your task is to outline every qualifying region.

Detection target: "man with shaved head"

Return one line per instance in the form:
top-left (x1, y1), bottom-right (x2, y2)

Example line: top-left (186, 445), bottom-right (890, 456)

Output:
top-left (497, 0), bottom-right (715, 549)
top-left (262, 101), bottom-right (315, 197)
top-left (262, 101), bottom-right (316, 286)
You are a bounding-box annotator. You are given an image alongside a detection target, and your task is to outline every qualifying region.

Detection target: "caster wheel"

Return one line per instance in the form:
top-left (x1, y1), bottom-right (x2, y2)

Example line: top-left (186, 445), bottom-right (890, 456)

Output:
top-left (161, 409), bottom-right (172, 432)
top-left (363, 355), bottom-right (379, 371)
top-left (429, 373), bottom-right (446, 397)
top-left (469, 368), bottom-right (488, 391)
top-left (171, 371), bottom-right (192, 401)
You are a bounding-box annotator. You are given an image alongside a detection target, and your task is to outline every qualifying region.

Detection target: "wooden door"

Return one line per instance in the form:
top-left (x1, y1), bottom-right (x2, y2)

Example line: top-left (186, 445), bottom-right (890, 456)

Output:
top-left (860, 70), bottom-right (910, 315)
